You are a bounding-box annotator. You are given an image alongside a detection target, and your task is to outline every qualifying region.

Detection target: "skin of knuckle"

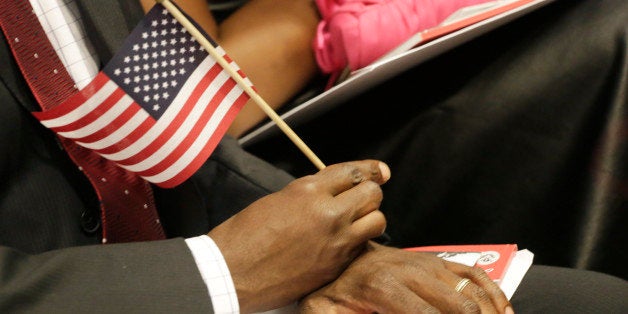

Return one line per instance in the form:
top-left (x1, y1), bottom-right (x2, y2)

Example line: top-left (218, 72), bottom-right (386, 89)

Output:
top-left (290, 175), bottom-right (318, 194)
top-left (344, 164), bottom-right (365, 184)
top-left (470, 285), bottom-right (491, 303)
top-left (368, 161), bottom-right (382, 181)
top-left (461, 299), bottom-right (481, 314)
top-left (469, 267), bottom-right (489, 281)
top-left (486, 284), bottom-right (506, 299)
top-left (365, 269), bottom-right (397, 292)
top-left (361, 181), bottom-right (383, 200)
top-left (417, 304), bottom-right (440, 314)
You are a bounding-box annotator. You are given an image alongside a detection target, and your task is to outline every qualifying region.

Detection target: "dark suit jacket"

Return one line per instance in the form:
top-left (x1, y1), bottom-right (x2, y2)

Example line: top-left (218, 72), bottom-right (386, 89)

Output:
top-left (0, 1), bottom-right (293, 312)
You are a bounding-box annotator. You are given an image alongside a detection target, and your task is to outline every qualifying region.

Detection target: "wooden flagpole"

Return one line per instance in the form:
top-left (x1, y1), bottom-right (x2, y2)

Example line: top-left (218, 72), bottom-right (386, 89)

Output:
top-left (158, 0), bottom-right (326, 170)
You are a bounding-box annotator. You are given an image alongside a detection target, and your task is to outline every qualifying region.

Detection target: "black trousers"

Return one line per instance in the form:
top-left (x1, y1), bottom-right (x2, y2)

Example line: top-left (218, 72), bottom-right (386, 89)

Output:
top-left (246, 0), bottom-right (628, 281)
top-left (512, 265), bottom-right (627, 313)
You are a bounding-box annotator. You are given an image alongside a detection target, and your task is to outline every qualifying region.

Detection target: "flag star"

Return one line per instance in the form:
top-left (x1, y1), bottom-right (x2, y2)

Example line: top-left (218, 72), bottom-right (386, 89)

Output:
top-left (142, 53), bottom-right (149, 60)
top-left (151, 31), bottom-right (158, 38)
top-left (134, 76), bottom-right (141, 83)
top-left (179, 58), bottom-right (186, 65)
top-left (179, 47), bottom-right (186, 54)
top-left (123, 77), bottom-right (131, 84)
top-left (142, 42), bottom-right (149, 50)
top-left (181, 27), bottom-right (187, 34)
top-left (144, 95), bottom-right (151, 102)
top-left (152, 62), bottom-right (159, 69)
top-left (143, 74), bottom-right (150, 81)
top-left (152, 52), bottom-right (159, 59)
top-left (162, 9), bottom-right (167, 15)
top-left (113, 68), bottom-right (121, 76)
top-left (134, 86), bottom-right (141, 93)
top-left (153, 104), bottom-right (161, 111)
top-left (142, 32), bottom-right (149, 38)
top-left (161, 61), bottom-right (168, 67)
top-left (170, 28), bottom-right (178, 34)
top-left (151, 20), bottom-right (158, 27)
top-left (133, 55), bottom-right (140, 61)
top-left (143, 64), bottom-right (150, 71)
top-left (170, 69), bottom-right (177, 76)
top-left (179, 68), bottom-right (186, 75)
top-left (143, 84), bottom-right (151, 91)
top-left (153, 83), bottom-right (160, 89)
top-left (153, 94), bottom-right (160, 100)
top-left (161, 71), bottom-right (168, 78)
top-left (170, 49), bottom-right (176, 55)
top-left (151, 41), bottom-right (158, 48)
top-left (199, 46), bottom-right (205, 51)
top-left (161, 40), bottom-right (167, 47)
top-left (189, 46), bottom-right (196, 53)
top-left (124, 56), bottom-right (131, 63)
top-left (123, 67), bottom-right (131, 74)
top-left (161, 29), bottom-right (168, 36)
top-left (152, 73), bottom-right (160, 80)
top-left (180, 37), bottom-right (187, 44)
top-left (162, 81), bottom-right (169, 88)
top-left (170, 60), bottom-right (177, 66)
top-left (189, 56), bottom-right (195, 63)
top-left (162, 92), bottom-right (170, 99)
top-left (160, 50), bottom-right (167, 57)
top-left (133, 65), bottom-right (140, 72)
top-left (170, 38), bottom-right (177, 45)
top-left (133, 44), bottom-right (140, 51)
top-left (161, 19), bottom-right (168, 25)
top-left (171, 18), bottom-right (177, 24)
top-left (171, 80), bottom-right (178, 87)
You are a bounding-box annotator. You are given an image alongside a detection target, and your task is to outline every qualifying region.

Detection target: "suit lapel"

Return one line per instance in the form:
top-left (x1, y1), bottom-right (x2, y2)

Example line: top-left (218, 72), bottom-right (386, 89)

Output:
top-left (74, 0), bottom-right (145, 64)
top-left (0, 0), bottom-right (146, 111)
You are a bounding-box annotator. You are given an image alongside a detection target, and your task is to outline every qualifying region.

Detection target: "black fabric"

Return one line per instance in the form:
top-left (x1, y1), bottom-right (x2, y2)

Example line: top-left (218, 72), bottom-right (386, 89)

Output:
top-left (0, 239), bottom-right (212, 313)
top-left (245, 0), bottom-right (628, 279)
top-left (74, 0), bottom-right (146, 66)
top-left (154, 135), bottom-right (295, 237)
top-left (512, 265), bottom-right (628, 313)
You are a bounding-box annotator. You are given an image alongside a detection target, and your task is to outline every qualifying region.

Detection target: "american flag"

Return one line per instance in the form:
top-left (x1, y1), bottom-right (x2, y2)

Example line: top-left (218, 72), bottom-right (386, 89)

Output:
top-left (33, 3), bottom-right (252, 188)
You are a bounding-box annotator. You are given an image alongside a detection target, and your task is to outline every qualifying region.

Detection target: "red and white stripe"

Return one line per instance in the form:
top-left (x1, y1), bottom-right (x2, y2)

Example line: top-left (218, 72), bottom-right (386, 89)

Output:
top-left (34, 48), bottom-right (252, 188)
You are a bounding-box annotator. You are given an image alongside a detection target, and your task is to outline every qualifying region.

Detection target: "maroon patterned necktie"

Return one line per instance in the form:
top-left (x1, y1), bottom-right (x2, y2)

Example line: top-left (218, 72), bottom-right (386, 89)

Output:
top-left (0, 0), bottom-right (166, 243)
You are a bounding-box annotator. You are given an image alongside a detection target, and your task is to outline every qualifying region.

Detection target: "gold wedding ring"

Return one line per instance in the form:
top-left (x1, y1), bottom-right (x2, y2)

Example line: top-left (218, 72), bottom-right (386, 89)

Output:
top-left (455, 278), bottom-right (471, 293)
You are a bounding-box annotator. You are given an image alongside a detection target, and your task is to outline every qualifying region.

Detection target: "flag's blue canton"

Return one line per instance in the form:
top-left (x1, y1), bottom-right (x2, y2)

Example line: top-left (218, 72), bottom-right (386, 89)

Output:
top-left (103, 7), bottom-right (210, 120)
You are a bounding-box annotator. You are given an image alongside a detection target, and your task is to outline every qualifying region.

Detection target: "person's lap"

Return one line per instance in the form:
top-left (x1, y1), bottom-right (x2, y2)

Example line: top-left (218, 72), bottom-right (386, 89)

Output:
top-left (245, 0), bottom-right (628, 279)
top-left (512, 265), bottom-right (627, 313)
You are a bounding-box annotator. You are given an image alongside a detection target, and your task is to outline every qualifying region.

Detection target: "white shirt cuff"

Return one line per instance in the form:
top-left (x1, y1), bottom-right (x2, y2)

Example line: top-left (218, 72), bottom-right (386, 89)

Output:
top-left (185, 235), bottom-right (239, 313)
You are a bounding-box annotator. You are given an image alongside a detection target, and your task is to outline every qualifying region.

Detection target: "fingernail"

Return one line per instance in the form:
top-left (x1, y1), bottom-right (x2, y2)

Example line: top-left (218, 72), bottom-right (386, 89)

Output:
top-left (378, 162), bottom-right (391, 181)
top-left (505, 306), bottom-right (514, 314)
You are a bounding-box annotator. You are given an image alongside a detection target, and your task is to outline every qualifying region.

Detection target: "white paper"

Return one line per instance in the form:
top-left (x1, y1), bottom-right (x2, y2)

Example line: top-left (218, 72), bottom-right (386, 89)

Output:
top-left (499, 249), bottom-right (534, 299)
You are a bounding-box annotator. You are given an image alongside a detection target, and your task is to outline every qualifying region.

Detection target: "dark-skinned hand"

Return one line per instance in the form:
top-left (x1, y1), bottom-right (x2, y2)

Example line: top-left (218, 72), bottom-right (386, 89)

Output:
top-left (300, 242), bottom-right (514, 314)
top-left (209, 160), bottom-right (391, 313)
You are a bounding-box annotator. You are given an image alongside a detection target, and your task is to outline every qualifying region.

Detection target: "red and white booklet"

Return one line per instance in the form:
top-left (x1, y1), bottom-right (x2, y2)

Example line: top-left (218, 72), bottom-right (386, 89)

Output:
top-left (406, 243), bottom-right (518, 283)
top-left (406, 244), bottom-right (534, 299)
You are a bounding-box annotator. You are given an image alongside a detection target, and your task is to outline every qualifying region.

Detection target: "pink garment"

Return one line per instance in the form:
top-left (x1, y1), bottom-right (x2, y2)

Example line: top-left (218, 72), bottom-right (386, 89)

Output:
top-left (314, 0), bottom-right (493, 75)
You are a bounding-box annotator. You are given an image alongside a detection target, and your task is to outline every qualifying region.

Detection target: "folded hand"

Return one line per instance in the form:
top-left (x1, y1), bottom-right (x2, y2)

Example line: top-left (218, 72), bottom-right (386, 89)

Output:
top-left (300, 242), bottom-right (513, 314)
top-left (209, 160), bottom-right (391, 312)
